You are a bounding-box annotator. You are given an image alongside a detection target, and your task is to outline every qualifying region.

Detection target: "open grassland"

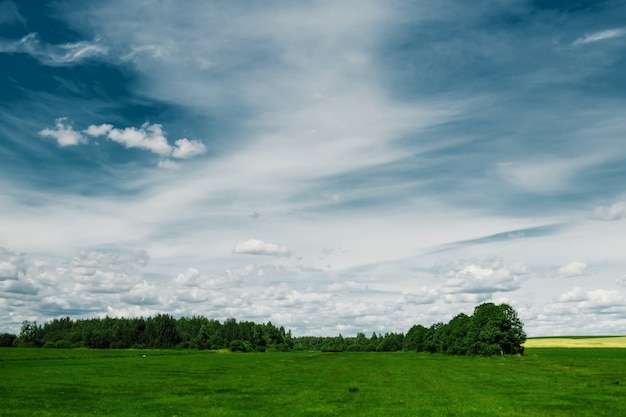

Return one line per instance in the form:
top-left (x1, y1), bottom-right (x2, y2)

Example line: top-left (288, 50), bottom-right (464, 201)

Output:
top-left (1, 348), bottom-right (625, 417)
top-left (525, 336), bottom-right (626, 348)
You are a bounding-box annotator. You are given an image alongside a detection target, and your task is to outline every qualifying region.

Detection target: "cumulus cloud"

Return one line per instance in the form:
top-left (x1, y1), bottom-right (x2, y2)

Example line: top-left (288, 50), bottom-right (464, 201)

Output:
top-left (262, 284), bottom-right (331, 307)
top-left (592, 201), bottom-right (626, 221)
top-left (440, 258), bottom-right (528, 295)
top-left (120, 281), bottom-right (161, 305)
top-left (85, 122), bottom-right (206, 160)
top-left (400, 287), bottom-right (438, 305)
top-left (0, 279), bottom-right (38, 295)
top-left (0, 247), bottom-right (162, 331)
top-left (38, 118), bottom-right (206, 163)
top-left (39, 117), bottom-right (87, 147)
top-left (171, 138), bottom-right (207, 159)
top-left (83, 123), bottom-right (113, 137)
top-left (0, 32), bottom-right (108, 66)
top-left (88, 123), bottom-right (172, 156)
top-left (173, 267), bottom-right (202, 287)
top-left (557, 261), bottom-right (587, 277)
top-left (232, 239), bottom-right (292, 257)
top-left (573, 28), bottom-right (626, 45)
top-left (60, 250), bottom-right (145, 294)
top-left (558, 287), bottom-right (626, 314)
top-left (0, 247), bottom-right (27, 280)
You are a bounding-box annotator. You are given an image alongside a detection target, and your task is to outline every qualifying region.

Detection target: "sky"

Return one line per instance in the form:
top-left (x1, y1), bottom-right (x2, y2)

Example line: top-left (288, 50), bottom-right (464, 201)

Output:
top-left (1, 0), bottom-right (625, 337)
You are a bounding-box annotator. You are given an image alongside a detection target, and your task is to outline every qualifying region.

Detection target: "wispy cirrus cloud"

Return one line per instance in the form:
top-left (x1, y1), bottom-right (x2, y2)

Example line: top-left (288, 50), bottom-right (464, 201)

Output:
top-left (0, 32), bottom-right (108, 66)
top-left (573, 28), bottom-right (626, 45)
top-left (0, 0), bottom-right (26, 27)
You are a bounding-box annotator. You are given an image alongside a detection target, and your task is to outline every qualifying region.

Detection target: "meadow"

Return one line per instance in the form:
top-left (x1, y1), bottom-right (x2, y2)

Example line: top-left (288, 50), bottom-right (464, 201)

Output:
top-left (1, 347), bottom-right (625, 417)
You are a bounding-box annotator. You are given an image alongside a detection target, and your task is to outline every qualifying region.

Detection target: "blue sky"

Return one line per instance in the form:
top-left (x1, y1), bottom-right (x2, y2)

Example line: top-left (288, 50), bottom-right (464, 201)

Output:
top-left (1, 0), bottom-right (626, 336)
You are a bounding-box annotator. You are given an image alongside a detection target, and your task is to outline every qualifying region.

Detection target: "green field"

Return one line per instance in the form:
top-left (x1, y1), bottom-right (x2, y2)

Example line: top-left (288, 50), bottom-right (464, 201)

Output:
top-left (1, 348), bottom-right (625, 416)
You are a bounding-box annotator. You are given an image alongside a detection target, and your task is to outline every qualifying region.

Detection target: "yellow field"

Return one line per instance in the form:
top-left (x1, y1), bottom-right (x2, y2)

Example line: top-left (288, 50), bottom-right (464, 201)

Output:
top-left (524, 336), bottom-right (626, 348)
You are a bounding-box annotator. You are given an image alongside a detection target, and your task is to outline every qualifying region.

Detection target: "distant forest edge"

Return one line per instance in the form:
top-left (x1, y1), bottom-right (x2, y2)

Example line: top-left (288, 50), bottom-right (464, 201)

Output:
top-left (0, 302), bottom-right (526, 356)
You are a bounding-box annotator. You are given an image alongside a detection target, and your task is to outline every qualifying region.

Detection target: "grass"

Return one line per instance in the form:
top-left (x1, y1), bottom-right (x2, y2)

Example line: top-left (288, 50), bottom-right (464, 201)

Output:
top-left (1, 348), bottom-right (625, 416)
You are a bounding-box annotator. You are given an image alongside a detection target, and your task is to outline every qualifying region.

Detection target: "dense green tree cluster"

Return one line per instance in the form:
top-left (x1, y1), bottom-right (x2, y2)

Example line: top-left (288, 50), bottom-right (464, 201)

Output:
top-left (13, 315), bottom-right (292, 351)
top-left (404, 303), bottom-right (526, 355)
top-left (0, 332), bottom-right (17, 347)
top-left (6, 302), bottom-right (525, 356)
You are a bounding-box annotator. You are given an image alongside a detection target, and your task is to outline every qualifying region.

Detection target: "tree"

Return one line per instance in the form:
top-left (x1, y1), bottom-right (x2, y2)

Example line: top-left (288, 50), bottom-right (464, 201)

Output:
top-left (0, 333), bottom-right (17, 347)
top-left (404, 324), bottom-right (428, 352)
top-left (467, 303), bottom-right (526, 356)
top-left (377, 332), bottom-right (404, 352)
top-left (444, 313), bottom-right (471, 355)
top-left (18, 321), bottom-right (41, 347)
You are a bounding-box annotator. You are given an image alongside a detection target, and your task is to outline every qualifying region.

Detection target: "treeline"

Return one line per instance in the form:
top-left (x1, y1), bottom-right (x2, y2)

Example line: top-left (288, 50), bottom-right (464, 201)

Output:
top-left (12, 315), bottom-right (293, 352)
top-left (295, 332), bottom-right (405, 352)
top-left (294, 303), bottom-right (526, 355)
top-left (2, 303), bottom-right (526, 356)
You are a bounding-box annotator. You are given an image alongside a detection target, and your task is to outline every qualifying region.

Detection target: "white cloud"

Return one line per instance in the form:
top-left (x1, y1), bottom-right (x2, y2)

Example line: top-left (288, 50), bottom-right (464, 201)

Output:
top-left (592, 201), bottom-right (626, 221)
top-left (558, 287), bottom-right (626, 314)
top-left (120, 280), bottom-right (161, 305)
top-left (61, 250), bottom-right (144, 294)
top-left (583, 289), bottom-right (624, 311)
top-left (557, 261), bottom-right (587, 277)
top-left (262, 284), bottom-right (331, 308)
top-left (0, 279), bottom-right (38, 295)
top-left (400, 287), bottom-right (438, 305)
top-left (173, 267), bottom-right (201, 287)
top-left (0, 247), bottom-right (167, 331)
top-left (558, 287), bottom-right (589, 303)
top-left (84, 123), bottom-right (113, 136)
top-left (574, 28), bottom-right (626, 45)
top-left (0, 247), bottom-right (26, 280)
top-left (105, 123), bottom-right (172, 156)
top-left (39, 117), bottom-right (86, 147)
top-left (441, 258), bottom-right (528, 295)
top-left (85, 122), bottom-right (206, 160)
top-left (232, 239), bottom-right (292, 257)
top-left (171, 138), bottom-right (206, 159)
